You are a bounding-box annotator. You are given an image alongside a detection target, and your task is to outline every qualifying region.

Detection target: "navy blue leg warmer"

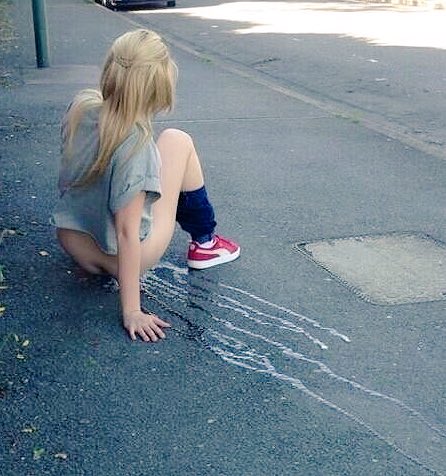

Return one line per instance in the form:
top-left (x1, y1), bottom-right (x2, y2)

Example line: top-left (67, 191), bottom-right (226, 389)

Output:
top-left (176, 186), bottom-right (217, 243)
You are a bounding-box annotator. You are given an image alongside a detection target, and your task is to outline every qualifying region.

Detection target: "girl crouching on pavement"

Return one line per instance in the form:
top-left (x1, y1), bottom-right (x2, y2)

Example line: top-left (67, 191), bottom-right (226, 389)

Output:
top-left (51, 29), bottom-right (240, 343)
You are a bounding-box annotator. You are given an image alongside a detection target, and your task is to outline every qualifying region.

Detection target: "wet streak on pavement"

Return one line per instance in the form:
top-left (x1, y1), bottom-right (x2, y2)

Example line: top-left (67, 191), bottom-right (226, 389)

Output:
top-left (138, 262), bottom-right (446, 475)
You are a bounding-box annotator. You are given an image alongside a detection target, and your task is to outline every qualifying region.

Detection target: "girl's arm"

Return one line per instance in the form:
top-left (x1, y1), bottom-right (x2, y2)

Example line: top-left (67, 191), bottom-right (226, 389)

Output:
top-left (114, 192), bottom-right (170, 342)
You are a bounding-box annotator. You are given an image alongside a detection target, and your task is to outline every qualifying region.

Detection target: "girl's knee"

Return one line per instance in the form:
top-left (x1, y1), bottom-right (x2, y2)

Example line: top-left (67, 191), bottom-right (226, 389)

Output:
top-left (157, 128), bottom-right (194, 149)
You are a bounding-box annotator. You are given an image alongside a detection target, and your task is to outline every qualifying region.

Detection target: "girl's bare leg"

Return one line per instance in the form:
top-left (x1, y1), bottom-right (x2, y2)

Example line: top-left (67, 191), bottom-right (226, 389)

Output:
top-left (56, 229), bottom-right (118, 276)
top-left (56, 128), bottom-right (205, 275)
top-left (140, 128), bottom-right (204, 270)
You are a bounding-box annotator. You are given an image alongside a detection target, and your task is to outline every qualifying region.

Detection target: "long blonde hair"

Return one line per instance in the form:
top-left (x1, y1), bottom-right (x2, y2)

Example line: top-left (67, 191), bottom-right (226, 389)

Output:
top-left (65, 29), bottom-right (177, 185)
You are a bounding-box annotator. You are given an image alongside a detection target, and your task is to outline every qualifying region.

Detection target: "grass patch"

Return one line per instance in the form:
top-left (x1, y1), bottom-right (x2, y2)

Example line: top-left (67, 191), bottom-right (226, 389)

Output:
top-left (0, 0), bottom-right (19, 87)
top-left (0, 0), bottom-right (16, 53)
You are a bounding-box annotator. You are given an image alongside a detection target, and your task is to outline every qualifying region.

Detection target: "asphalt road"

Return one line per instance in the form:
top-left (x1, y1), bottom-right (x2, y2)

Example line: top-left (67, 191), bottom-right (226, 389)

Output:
top-left (123, 0), bottom-right (446, 160)
top-left (1, 1), bottom-right (445, 475)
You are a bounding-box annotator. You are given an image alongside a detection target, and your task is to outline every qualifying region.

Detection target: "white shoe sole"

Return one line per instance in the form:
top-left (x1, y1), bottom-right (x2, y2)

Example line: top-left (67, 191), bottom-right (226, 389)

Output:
top-left (187, 248), bottom-right (240, 270)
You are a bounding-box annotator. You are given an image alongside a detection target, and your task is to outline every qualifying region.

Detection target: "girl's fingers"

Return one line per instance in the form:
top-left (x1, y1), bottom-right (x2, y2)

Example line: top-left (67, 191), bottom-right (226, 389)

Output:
top-left (127, 323), bottom-right (152, 342)
top-left (153, 316), bottom-right (171, 327)
top-left (143, 312), bottom-right (170, 327)
top-left (126, 313), bottom-right (170, 342)
top-left (144, 326), bottom-right (158, 342)
top-left (138, 329), bottom-right (151, 342)
top-left (146, 320), bottom-right (166, 340)
top-left (153, 326), bottom-right (166, 339)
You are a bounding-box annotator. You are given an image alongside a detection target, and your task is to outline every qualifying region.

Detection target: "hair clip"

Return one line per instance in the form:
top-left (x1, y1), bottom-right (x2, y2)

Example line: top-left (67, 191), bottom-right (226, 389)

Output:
top-left (114, 56), bottom-right (133, 69)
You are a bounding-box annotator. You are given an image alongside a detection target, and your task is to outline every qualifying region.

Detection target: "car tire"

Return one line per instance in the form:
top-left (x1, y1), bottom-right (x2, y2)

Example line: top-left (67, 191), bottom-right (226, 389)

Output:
top-left (167, 0), bottom-right (176, 7)
top-left (102, 0), bottom-right (118, 11)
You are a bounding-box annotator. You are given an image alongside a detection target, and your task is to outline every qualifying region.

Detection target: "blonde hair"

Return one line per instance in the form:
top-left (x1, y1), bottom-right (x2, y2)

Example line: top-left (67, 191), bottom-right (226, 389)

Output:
top-left (65, 29), bottom-right (177, 185)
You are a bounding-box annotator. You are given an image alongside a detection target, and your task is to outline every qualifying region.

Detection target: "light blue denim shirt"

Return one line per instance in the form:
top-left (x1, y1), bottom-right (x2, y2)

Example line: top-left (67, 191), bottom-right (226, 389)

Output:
top-left (51, 107), bottom-right (161, 255)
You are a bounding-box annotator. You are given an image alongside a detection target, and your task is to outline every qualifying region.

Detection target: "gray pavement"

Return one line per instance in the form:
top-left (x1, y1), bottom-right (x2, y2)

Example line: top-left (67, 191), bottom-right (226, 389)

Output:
top-left (125, 0), bottom-right (446, 158)
top-left (0, 1), bottom-right (445, 475)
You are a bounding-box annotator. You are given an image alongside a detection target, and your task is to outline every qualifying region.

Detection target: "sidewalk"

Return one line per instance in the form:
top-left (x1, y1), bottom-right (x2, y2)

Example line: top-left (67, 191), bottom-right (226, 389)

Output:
top-left (1, 1), bottom-right (445, 475)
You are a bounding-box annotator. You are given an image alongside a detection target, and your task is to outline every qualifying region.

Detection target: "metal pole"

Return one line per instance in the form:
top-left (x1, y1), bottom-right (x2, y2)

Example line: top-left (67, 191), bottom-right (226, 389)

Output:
top-left (31, 0), bottom-right (50, 68)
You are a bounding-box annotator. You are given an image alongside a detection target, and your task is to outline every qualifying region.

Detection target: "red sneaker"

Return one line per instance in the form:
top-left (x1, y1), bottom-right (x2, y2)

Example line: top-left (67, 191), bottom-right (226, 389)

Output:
top-left (187, 235), bottom-right (241, 270)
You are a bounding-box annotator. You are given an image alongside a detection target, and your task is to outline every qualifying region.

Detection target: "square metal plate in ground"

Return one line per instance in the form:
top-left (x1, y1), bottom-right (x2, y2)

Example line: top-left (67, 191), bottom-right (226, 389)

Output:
top-left (296, 233), bottom-right (446, 305)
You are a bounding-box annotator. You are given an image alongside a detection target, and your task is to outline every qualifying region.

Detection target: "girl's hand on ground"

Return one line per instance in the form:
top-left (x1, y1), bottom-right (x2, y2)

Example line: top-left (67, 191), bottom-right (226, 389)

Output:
top-left (123, 310), bottom-right (171, 342)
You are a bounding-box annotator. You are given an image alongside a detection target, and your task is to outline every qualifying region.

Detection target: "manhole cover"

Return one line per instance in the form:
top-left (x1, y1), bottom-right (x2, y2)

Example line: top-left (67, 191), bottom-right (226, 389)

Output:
top-left (295, 233), bottom-right (446, 305)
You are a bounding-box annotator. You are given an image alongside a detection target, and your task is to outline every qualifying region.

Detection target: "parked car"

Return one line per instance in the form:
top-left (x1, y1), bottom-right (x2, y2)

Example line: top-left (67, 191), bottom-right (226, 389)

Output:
top-left (99, 0), bottom-right (175, 9)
